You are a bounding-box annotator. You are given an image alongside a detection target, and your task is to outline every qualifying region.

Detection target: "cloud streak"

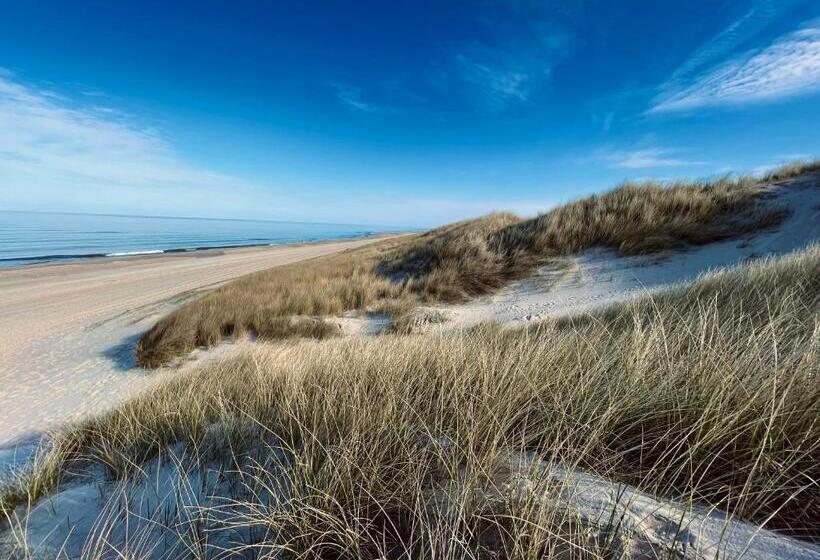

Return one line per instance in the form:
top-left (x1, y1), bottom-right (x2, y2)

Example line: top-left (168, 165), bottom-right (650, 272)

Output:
top-left (599, 147), bottom-right (705, 169)
top-left (330, 82), bottom-right (387, 113)
top-left (0, 72), bottom-right (532, 227)
top-left (651, 20), bottom-right (820, 113)
top-left (0, 72), bottom-right (269, 217)
top-left (449, 9), bottom-right (573, 110)
top-left (662, 1), bottom-right (789, 90)
top-left (454, 53), bottom-right (536, 107)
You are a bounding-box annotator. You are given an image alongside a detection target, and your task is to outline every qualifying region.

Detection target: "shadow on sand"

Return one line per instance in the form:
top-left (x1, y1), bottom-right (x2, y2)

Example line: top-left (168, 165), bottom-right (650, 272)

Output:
top-left (101, 333), bottom-right (142, 371)
top-left (0, 431), bottom-right (44, 486)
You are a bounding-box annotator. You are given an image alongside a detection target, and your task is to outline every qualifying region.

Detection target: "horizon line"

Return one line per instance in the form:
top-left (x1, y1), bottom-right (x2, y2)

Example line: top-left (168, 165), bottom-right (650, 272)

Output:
top-left (0, 208), bottom-right (418, 231)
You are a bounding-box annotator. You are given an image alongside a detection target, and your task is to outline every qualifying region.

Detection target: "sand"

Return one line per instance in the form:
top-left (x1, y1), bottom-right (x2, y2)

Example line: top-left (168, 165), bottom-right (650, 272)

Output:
top-left (5, 179), bottom-right (813, 451)
top-left (2, 177), bottom-right (819, 558)
top-left (0, 236), bottom-right (390, 453)
top-left (436, 175), bottom-right (820, 331)
top-left (14, 445), bottom-right (820, 560)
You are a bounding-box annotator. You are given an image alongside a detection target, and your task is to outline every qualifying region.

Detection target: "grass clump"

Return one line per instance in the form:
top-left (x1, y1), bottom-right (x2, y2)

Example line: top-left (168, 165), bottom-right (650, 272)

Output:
top-left (493, 175), bottom-right (787, 256)
top-left (761, 158), bottom-right (820, 182)
top-left (137, 164), bottom-right (815, 367)
top-left (4, 245), bottom-right (818, 558)
top-left (135, 237), bottom-right (409, 367)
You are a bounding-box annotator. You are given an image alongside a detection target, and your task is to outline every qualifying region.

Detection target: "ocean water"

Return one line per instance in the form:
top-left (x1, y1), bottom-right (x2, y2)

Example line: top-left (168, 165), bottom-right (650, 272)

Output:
top-left (0, 211), bottom-right (396, 267)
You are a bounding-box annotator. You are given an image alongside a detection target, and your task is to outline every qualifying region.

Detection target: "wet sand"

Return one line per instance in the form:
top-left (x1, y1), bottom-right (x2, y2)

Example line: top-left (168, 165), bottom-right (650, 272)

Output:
top-left (0, 236), bottom-right (390, 448)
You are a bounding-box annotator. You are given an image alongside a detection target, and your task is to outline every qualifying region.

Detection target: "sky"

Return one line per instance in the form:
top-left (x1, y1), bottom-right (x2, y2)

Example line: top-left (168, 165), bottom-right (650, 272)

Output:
top-left (1, 0), bottom-right (819, 227)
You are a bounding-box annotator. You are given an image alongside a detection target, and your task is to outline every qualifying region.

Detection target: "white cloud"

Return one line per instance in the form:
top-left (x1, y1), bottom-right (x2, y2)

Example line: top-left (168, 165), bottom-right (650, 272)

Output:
top-left (0, 72), bottom-right (276, 217)
top-left (748, 154), bottom-right (815, 176)
top-left (330, 82), bottom-right (388, 113)
top-left (0, 72), bottom-right (549, 227)
top-left (662, 1), bottom-right (787, 90)
top-left (651, 20), bottom-right (820, 113)
top-left (750, 163), bottom-right (781, 176)
top-left (449, 13), bottom-right (573, 110)
top-left (454, 53), bottom-right (535, 107)
top-left (599, 148), bottom-right (705, 169)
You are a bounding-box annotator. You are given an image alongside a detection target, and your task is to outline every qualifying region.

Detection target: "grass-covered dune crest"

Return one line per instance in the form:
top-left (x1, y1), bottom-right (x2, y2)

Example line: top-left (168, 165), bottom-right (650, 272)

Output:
top-left (3, 244), bottom-right (818, 558)
top-left (136, 161), bottom-right (819, 367)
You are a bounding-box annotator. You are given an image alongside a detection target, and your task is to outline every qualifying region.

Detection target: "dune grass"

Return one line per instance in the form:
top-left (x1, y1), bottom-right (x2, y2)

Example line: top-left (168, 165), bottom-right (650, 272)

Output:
top-left (761, 159), bottom-right (820, 182)
top-left (135, 164), bottom-right (817, 368)
top-left (3, 245), bottom-right (818, 558)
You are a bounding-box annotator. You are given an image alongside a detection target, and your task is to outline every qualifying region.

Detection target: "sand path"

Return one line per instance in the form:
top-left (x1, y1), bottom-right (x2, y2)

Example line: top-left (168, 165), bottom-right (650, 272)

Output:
top-left (0, 237), bottom-right (388, 452)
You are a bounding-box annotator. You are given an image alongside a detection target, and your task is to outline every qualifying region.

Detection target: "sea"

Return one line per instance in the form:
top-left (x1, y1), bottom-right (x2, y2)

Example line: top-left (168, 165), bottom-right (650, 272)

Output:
top-left (0, 210), bottom-right (400, 268)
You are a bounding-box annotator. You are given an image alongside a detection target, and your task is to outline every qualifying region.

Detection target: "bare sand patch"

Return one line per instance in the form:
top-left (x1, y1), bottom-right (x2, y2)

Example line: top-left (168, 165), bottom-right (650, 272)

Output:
top-left (0, 236), bottom-right (390, 451)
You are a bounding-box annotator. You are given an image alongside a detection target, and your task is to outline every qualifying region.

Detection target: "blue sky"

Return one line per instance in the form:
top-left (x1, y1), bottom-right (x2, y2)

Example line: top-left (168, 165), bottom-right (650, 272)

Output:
top-left (1, 0), bottom-right (819, 227)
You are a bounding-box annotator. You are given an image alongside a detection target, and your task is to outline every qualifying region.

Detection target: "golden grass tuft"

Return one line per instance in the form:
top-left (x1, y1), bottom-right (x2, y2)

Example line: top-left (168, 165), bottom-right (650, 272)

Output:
top-left (494, 176), bottom-right (786, 256)
top-left (134, 163), bottom-right (818, 368)
top-left (761, 158), bottom-right (820, 182)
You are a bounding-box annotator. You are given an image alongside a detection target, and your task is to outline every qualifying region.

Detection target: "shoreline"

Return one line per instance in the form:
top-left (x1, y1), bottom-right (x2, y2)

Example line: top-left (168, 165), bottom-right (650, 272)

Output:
top-left (0, 231), bottom-right (404, 271)
top-left (0, 233), bottom-right (403, 451)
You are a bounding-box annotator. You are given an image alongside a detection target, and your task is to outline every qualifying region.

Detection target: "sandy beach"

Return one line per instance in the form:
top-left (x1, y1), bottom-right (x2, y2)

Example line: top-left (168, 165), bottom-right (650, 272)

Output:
top-left (3, 177), bottom-right (817, 457)
top-left (0, 236), bottom-right (389, 451)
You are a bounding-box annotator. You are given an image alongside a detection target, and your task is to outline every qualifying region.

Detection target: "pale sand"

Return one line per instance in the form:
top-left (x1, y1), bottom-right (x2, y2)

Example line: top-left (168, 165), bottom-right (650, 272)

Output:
top-left (0, 236), bottom-right (390, 449)
top-left (16, 444), bottom-right (820, 559)
top-left (436, 175), bottom-right (820, 331)
top-left (3, 183), bottom-right (820, 557)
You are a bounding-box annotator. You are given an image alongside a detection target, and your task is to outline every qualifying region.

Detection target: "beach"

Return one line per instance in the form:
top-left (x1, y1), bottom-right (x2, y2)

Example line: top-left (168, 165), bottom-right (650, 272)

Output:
top-left (0, 236), bottom-right (389, 451)
top-left (1, 171), bottom-right (818, 559)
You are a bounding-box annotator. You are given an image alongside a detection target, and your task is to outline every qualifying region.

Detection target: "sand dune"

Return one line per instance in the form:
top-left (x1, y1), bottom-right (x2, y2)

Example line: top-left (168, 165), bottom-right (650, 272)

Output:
top-left (0, 237), bottom-right (389, 451)
top-left (2, 177), bottom-right (818, 559)
top-left (439, 176), bottom-right (820, 330)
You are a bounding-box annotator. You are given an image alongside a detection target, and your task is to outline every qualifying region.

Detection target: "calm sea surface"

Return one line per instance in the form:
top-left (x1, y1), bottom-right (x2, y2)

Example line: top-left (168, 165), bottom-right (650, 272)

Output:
top-left (0, 211), bottom-right (400, 267)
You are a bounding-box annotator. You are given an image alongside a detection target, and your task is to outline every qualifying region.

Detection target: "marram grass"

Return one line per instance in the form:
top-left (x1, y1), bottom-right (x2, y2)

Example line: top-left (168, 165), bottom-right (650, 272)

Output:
top-left (137, 161), bottom-right (820, 367)
top-left (3, 244), bottom-right (818, 559)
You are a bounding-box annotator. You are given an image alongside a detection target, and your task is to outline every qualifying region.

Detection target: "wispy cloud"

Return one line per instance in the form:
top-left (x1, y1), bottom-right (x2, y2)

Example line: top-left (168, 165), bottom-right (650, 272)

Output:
top-left (662, 1), bottom-right (789, 90)
top-left (598, 147), bottom-right (706, 169)
top-left (0, 72), bottom-right (265, 217)
top-left (454, 52), bottom-right (537, 107)
top-left (0, 71), bottom-right (532, 226)
top-left (651, 19), bottom-right (820, 113)
top-left (330, 82), bottom-right (389, 113)
top-left (449, 12), bottom-right (573, 110)
top-left (748, 154), bottom-right (815, 176)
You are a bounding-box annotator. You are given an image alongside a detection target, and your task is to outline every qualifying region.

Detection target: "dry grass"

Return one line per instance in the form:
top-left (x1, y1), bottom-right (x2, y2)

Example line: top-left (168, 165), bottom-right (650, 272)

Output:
top-left (135, 236), bottom-right (410, 367)
top-left (135, 163), bottom-right (816, 368)
top-left (3, 245), bottom-right (818, 558)
top-left (761, 159), bottom-right (820, 182)
top-left (493, 176), bottom-right (785, 256)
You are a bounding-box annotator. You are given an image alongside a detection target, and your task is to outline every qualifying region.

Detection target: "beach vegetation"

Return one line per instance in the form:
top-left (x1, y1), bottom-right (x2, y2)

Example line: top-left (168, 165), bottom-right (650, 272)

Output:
top-left (135, 161), bottom-right (820, 367)
top-left (2, 244), bottom-right (818, 558)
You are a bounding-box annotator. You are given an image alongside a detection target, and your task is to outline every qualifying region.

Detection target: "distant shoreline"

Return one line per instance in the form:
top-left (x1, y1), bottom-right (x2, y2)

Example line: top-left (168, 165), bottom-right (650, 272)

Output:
top-left (0, 208), bottom-right (404, 229)
top-left (0, 231), bottom-right (406, 272)
top-left (0, 210), bottom-right (417, 270)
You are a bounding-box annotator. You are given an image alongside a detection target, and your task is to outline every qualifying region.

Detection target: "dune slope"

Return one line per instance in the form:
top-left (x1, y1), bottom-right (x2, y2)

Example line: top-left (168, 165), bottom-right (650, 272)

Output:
top-left (2, 244), bottom-right (818, 559)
